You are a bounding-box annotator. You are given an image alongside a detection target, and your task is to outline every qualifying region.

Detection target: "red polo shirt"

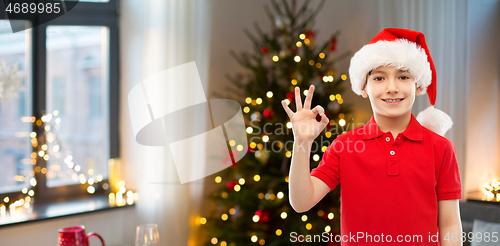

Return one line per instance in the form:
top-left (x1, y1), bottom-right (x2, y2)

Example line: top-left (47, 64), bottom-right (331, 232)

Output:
top-left (310, 114), bottom-right (462, 245)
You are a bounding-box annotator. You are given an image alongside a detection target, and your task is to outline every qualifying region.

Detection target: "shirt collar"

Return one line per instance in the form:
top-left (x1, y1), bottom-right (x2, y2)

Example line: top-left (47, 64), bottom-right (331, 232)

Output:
top-left (362, 114), bottom-right (423, 141)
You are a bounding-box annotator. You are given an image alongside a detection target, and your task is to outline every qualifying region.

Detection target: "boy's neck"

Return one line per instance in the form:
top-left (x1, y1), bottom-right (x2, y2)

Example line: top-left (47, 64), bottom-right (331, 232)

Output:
top-left (373, 111), bottom-right (412, 139)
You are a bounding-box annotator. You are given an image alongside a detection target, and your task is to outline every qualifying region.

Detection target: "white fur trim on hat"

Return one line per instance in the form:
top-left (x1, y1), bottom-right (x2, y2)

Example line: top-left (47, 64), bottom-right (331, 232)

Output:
top-left (416, 106), bottom-right (453, 136)
top-left (348, 39), bottom-right (432, 95)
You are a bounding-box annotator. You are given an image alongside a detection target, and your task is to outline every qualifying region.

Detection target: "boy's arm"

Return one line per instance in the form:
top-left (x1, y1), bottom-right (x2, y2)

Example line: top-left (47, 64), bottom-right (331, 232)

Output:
top-left (438, 199), bottom-right (463, 246)
top-left (281, 85), bottom-right (331, 213)
top-left (288, 140), bottom-right (331, 213)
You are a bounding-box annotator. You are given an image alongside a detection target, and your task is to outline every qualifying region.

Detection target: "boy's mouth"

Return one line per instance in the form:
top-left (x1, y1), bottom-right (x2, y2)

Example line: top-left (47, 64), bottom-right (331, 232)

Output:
top-left (382, 98), bottom-right (404, 103)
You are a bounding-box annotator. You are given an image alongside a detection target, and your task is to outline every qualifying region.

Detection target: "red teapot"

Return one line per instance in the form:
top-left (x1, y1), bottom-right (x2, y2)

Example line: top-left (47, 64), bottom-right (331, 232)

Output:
top-left (58, 225), bottom-right (105, 246)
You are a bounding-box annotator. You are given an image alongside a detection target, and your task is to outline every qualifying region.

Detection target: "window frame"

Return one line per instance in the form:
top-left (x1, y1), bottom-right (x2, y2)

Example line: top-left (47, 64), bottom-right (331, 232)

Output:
top-left (0, 0), bottom-right (120, 203)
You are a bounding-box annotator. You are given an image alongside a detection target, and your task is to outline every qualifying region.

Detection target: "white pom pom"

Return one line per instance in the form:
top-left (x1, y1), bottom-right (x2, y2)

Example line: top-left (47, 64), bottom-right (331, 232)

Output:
top-left (416, 106), bottom-right (453, 136)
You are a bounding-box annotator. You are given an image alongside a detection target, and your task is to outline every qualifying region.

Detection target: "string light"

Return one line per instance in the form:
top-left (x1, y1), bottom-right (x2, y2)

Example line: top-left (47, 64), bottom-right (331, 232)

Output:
top-left (272, 55), bottom-right (279, 62)
top-left (251, 235), bottom-right (258, 243)
top-left (291, 79), bottom-right (297, 85)
top-left (280, 212), bottom-right (287, 219)
top-left (200, 217), bottom-right (207, 225)
top-left (294, 56), bottom-right (301, 62)
top-left (246, 127), bottom-right (253, 134)
top-left (236, 145), bottom-right (243, 151)
top-left (234, 185), bottom-right (241, 192)
top-left (277, 191), bottom-right (284, 199)
top-left (299, 33), bottom-right (306, 40)
top-left (328, 213), bottom-right (334, 220)
top-left (339, 119), bottom-right (346, 126)
top-left (319, 53), bottom-right (325, 59)
top-left (253, 175), bottom-right (260, 182)
top-left (215, 176), bottom-right (222, 183)
top-left (243, 106), bottom-right (250, 113)
top-left (266, 91), bottom-right (273, 98)
top-left (252, 215), bottom-right (260, 222)
top-left (306, 223), bottom-right (312, 230)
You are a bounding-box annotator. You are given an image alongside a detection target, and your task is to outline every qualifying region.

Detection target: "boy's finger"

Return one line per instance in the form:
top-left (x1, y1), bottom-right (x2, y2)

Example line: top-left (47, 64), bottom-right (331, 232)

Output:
top-left (294, 87), bottom-right (302, 111)
top-left (320, 113), bottom-right (329, 126)
top-left (303, 85), bottom-right (315, 110)
top-left (311, 105), bottom-right (324, 116)
top-left (281, 100), bottom-right (294, 119)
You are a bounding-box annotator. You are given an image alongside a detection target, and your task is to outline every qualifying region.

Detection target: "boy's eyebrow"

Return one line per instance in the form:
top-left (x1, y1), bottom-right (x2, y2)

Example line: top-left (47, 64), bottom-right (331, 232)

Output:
top-left (370, 69), bottom-right (386, 74)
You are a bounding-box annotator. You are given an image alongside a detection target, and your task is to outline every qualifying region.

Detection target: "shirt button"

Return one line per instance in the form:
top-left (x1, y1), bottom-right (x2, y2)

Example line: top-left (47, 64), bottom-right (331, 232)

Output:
top-left (390, 150), bottom-right (395, 155)
top-left (385, 137), bottom-right (390, 142)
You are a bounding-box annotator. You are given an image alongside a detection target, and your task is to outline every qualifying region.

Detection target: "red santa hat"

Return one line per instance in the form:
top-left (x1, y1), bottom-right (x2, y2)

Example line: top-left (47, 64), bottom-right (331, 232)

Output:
top-left (348, 28), bottom-right (453, 136)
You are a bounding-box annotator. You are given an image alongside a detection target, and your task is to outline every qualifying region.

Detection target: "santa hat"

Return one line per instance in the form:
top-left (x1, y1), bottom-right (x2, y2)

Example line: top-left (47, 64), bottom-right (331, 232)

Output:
top-left (348, 28), bottom-right (453, 136)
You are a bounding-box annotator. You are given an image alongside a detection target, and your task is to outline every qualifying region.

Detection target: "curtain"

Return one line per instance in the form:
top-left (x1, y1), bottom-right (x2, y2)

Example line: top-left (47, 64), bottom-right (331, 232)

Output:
top-left (120, 0), bottom-right (212, 245)
top-left (378, 0), bottom-right (468, 193)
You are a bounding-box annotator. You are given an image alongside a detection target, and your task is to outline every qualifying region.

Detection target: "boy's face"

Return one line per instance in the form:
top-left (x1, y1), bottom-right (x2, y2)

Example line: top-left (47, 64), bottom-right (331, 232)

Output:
top-left (362, 66), bottom-right (424, 118)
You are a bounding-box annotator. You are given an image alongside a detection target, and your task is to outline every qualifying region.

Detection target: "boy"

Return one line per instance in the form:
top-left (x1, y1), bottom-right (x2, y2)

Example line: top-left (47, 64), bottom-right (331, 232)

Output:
top-left (281, 28), bottom-right (462, 245)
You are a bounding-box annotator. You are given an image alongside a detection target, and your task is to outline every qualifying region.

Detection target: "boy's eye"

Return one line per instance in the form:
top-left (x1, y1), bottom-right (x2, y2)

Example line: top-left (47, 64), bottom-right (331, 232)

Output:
top-left (373, 77), bottom-right (384, 81)
top-left (399, 76), bottom-right (410, 80)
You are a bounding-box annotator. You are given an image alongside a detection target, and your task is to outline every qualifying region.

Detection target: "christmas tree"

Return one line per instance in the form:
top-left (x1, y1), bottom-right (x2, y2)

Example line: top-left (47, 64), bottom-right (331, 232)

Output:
top-left (203, 0), bottom-right (351, 245)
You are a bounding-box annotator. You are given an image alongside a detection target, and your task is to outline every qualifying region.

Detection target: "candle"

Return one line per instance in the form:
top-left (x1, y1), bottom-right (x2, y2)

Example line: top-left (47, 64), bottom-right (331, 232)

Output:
top-left (108, 158), bottom-right (122, 193)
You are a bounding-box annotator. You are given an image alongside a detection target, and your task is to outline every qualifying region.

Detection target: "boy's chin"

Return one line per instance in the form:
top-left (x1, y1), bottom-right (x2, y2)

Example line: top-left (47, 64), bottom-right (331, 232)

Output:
top-left (374, 110), bottom-right (410, 118)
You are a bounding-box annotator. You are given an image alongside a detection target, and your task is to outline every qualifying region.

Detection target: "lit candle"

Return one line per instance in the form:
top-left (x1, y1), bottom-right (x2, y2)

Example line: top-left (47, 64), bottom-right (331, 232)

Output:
top-left (108, 158), bottom-right (122, 193)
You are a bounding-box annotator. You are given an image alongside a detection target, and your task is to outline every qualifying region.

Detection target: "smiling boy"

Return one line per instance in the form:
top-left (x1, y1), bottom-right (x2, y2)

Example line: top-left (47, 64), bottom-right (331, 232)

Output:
top-left (282, 28), bottom-right (462, 245)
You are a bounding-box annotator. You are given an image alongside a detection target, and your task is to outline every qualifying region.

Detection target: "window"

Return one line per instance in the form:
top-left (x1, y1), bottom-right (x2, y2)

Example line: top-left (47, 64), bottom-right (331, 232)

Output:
top-left (0, 0), bottom-right (119, 206)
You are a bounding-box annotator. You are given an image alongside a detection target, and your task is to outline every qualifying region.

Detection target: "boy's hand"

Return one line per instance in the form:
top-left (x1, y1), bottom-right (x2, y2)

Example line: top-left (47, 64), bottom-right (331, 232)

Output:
top-left (282, 85), bottom-right (329, 143)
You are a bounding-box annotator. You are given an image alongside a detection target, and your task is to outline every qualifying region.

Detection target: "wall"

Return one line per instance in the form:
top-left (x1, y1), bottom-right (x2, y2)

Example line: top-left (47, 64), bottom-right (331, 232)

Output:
top-left (0, 207), bottom-right (136, 246)
top-left (464, 0), bottom-right (500, 196)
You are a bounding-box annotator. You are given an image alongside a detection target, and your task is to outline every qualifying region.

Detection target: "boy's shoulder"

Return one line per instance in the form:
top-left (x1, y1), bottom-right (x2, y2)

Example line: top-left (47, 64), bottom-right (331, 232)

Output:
top-left (420, 124), bottom-right (456, 148)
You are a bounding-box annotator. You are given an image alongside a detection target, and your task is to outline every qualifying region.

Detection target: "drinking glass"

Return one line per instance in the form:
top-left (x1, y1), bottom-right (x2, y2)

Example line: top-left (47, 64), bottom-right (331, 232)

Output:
top-left (135, 224), bottom-right (160, 246)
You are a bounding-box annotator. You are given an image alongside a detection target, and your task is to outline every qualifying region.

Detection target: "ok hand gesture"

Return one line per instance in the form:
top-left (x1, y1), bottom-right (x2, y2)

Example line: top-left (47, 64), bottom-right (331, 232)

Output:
top-left (282, 85), bottom-right (329, 143)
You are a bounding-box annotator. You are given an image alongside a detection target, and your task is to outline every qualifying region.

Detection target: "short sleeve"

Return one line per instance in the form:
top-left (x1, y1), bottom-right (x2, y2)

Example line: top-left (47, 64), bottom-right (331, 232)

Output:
top-left (310, 139), bottom-right (341, 192)
top-left (436, 140), bottom-right (462, 200)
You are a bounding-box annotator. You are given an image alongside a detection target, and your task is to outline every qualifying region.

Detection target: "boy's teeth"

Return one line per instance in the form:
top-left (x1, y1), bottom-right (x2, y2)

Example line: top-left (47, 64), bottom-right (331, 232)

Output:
top-left (385, 99), bottom-right (402, 103)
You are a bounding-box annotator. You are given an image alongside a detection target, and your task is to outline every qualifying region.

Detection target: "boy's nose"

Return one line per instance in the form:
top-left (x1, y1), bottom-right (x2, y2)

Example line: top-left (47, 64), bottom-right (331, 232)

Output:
top-left (385, 79), bottom-right (399, 93)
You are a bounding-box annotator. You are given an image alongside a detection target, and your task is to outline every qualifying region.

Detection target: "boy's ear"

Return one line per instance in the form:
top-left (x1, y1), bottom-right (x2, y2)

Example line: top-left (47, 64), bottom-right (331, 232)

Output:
top-left (415, 85), bottom-right (424, 96)
top-left (362, 84), bottom-right (368, 98)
